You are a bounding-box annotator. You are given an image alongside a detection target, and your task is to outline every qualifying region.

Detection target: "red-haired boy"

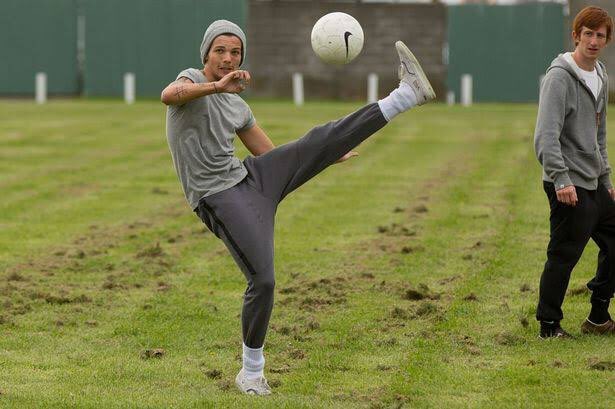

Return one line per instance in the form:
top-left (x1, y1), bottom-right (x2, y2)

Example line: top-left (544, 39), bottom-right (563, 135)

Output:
top-left (535, 6), bottom-right (614, 337)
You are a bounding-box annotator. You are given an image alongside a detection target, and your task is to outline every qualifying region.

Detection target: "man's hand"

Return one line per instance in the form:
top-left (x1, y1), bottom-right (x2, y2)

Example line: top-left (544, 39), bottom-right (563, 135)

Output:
top-left (608, 188), bottom-right (615, 201)
top-left (335, 151), bottom-right (359, 164)
top-left (214, 70), bottom-right (251, 94)
top-left (556, 185), bottom-right (578, 207)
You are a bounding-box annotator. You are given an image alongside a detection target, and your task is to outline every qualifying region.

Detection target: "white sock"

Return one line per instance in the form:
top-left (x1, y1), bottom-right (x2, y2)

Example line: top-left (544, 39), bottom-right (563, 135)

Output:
top-left (377, 82), bottom-right (419, 121)
top-left (242, 343), bottom-right (265, 379)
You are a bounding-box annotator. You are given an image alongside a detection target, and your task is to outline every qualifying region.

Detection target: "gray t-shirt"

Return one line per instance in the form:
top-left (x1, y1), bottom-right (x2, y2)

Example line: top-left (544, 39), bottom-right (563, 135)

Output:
top-left (166, 68), bottom-right (255, 209)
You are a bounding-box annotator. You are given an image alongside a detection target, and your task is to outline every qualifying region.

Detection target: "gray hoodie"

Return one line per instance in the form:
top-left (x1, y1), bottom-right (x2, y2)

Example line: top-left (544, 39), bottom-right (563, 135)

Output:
top-left (534, 54), bottom-right (611, 191)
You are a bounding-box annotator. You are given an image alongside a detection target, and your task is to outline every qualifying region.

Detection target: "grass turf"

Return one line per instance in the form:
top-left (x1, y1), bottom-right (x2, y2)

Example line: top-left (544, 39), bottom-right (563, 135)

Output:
top-left (1, 100), bottom-right (614, 408)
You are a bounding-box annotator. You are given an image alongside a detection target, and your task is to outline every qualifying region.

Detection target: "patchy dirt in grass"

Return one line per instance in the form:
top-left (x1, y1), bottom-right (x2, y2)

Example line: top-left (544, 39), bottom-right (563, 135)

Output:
top-left (456, 335), bottom-right (482, 356)
top-left (270, 365), bottom-right (291, 374)
top-left (568, 286), bottom-right (589, 296)
top-left (6, 272), bottom-right (26, 282)
top-left (377, 223), bottom-right (416, 237)
top-left (390, 306), bottom-right (411, 320)
top-left (136, 243), bottom-right (166, 259)
top-left (287, 349), bottom-right (306, 360)
top-left (203, 369), bottom-right (222, 379)
top-left (463, 293), bottom-right (478, 301)
top-left (588, 359), bottom-right (615, 371)
top-left (438, 275), bottom-right (461, 285)
top-left (333, 386), bottom-right (405, 408)
top-left (473, 241), bottom-right (483, 248)
top-left (401, 245), bottom-right (424, 254)
top-left (156, 281), bottom-right (172, 292)
top-left (141, 348), bottom-right (165, 360)
top-left (552, 360), bottom-right (566, 368)
top-left (277, 275), bottom-right (351, 312)
top-left (495, 332), bottom-right (525, 346)
top-left (151, 187), bottom-right (168, 195)
top-left (29, 291), bottom-right (91, 305)
top-left (415, 301), bottom-right (439, 317)
top-left (402, 284), bottom-right (440, 301)
top-left (413, 205), bottom-right (429, 214)
top-left (216, 379), bottom-right (233, 391)
top-left (268, 379), bottom-right (282, 388)
top-left (520, 283), bottom-right (532, 293)
top-left (1, 210), bottom-right (201, 319)
top-left (377, 337), bottom-right (398, 347)
top-left (101, 275), bottom-right (129, 291)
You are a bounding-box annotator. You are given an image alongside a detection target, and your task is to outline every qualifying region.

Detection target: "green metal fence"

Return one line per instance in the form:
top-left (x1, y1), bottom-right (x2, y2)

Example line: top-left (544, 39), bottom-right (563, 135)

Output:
top-left (0, 0), bottom-right (246, 97)
top-left (447, 3), bottom-right (566, 103)
top-left (2, 1), bottom-right (568, 101)
top-left (82, 0), bottom-right (247, 97)
top-left (0, 0), bottom-right (78, 95)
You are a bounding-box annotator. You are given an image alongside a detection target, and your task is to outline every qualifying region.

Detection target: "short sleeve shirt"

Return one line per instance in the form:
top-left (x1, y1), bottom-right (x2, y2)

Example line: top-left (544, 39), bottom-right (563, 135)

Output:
top-left (165, 68), bottom-right (255, 209)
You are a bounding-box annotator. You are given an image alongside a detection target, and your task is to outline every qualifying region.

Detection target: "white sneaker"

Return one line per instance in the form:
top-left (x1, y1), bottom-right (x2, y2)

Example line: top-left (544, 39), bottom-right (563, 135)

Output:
top-left (235, 369), bottom-right (272, 396)
top-left (395, 41), bottom-right (436, 105)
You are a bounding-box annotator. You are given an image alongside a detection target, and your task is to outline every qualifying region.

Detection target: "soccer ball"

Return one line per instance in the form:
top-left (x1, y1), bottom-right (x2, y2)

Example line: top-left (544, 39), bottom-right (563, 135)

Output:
top-left (311, 12), bottom-right (364, 65)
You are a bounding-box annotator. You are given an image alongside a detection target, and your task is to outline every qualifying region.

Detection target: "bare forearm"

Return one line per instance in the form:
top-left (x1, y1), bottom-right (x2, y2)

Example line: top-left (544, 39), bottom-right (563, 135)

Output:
top-left (237, 124), bottom-right (275, 156)
top-left (246, 138), bottom-right (275, 156)
top-left (161, 82), bottom-right (217, 106)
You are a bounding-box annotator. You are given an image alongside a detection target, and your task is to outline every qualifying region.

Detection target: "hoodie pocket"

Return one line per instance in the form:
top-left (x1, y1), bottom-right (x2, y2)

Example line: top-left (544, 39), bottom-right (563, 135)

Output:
top-left (561, 146), bottom-right (601, 180)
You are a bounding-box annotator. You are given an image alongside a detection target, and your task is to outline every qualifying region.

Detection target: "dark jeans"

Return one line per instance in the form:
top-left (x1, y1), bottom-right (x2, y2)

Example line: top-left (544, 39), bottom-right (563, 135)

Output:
top-left (196, 103), bottom-right (387, 348)
top-left (537, 182), bottom-right (615, 322)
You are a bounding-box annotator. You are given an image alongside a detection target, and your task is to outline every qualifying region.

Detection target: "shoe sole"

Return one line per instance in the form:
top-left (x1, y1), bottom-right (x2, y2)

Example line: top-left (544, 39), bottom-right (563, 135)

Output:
top-left (235, 375), bottom-right (271, 396)
top-left (395, 41), bottom-right (436, 101)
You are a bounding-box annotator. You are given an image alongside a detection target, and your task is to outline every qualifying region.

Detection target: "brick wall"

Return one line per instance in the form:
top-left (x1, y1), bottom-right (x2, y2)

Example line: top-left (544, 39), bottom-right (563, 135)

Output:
top-left (246, 0), bottom-right (447, 100)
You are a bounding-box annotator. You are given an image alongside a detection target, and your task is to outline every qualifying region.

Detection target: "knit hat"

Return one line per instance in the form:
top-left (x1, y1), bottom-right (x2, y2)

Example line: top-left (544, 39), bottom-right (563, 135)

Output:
top-left (200, 20), bottom-right (246, 66)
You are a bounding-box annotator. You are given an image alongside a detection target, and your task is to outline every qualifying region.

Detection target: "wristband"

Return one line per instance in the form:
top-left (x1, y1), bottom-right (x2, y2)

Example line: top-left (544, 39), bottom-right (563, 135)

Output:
top-left (213, 83), bottom-right (218, 93)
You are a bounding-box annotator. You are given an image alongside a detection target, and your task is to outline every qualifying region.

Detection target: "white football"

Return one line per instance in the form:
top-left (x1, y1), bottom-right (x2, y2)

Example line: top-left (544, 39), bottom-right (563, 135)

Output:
top-left (311, 12), bottom-right (364, 65)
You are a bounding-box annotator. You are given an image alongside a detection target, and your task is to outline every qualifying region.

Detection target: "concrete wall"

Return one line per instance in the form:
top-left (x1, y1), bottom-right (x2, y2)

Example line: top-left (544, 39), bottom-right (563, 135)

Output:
top-left (247, 0), bottom-right (447, 100)
top-left (568, 0), bottom-right (615, 99)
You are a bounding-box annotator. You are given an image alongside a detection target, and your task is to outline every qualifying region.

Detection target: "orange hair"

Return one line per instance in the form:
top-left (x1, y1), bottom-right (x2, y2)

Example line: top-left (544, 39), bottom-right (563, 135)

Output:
top-left (573, 6), bottom-right (613, 45)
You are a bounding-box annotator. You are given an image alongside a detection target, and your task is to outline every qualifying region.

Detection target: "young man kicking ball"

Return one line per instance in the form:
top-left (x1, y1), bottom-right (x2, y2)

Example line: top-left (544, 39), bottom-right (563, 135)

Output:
top-left (161, 20), bottom-right (434, 394)
top-left (534, 6), bottom-right (614, 338)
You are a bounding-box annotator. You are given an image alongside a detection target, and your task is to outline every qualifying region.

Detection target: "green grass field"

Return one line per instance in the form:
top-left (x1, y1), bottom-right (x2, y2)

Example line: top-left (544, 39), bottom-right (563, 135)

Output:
top-left (1, 100), bottom-right (614, 408)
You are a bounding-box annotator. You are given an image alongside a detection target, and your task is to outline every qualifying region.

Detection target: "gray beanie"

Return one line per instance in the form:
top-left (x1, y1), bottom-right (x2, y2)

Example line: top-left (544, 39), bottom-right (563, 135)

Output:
top-left (200, 20), bottom-right (246, 66)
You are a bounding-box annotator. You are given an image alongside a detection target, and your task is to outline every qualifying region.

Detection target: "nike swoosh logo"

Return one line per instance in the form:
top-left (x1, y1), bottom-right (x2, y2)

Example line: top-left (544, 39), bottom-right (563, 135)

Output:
top-left (344, 31), bottom-right (352, 60)
top-left (401, 61), bottom-right (415, 76)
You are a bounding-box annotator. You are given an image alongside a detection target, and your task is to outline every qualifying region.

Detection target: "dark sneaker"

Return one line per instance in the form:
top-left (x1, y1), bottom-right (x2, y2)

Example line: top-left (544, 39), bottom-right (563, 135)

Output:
top-left (581, 319), bottom-right (615, 335)
top-left (539, 325), bottom-right (573, 339)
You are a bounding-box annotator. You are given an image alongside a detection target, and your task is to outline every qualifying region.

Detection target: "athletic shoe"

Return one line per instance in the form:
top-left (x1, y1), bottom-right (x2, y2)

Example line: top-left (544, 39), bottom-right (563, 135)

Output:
top-left (539, 324), bottom-right (573, 339)
top-left (235, 369), bottom-right (272, 396)
top-left (581, 319), bottom-right (615, 335)
top-left (395, 41), bottom-right (436, 105)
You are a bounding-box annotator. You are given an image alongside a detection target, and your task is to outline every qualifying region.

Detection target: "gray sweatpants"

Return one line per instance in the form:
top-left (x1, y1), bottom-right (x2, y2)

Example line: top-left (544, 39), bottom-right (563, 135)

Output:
top-left (195, 103), bottom-right (387, 348)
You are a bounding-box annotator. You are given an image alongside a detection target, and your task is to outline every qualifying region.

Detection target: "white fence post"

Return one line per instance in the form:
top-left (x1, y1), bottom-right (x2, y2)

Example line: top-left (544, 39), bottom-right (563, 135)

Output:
top-left (446, 91), bottom-right (455, 106)
top-left (461, 74), bottom-right (473, 107)
top-left (367, 73), bottom-right (378, 104)
top-left (124, 72), bottom-right (135, 104)
top-left (35, 72), bottom-right (47, 104)
top-left (292, 73), bottom-right (304, 106)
